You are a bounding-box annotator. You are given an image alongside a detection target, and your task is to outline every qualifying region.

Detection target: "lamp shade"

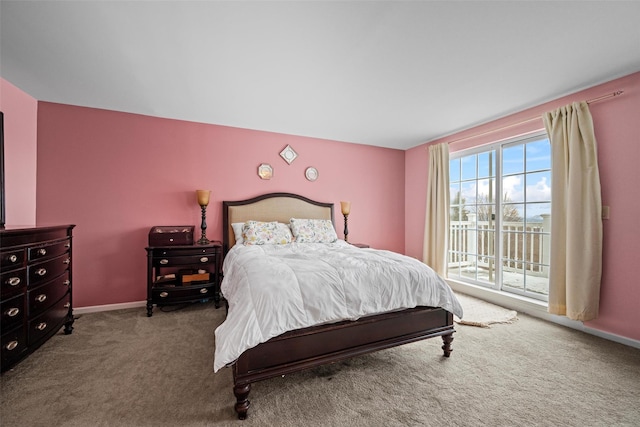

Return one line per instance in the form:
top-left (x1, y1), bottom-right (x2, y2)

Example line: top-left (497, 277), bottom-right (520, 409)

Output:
top-left (340, 201), bottom-right (351, 215)
top-left (196, 190), bottom-right (211, 206)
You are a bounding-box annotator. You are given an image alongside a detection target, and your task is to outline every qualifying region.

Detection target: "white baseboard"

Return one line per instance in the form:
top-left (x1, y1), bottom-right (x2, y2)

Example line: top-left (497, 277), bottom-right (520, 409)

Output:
top-left (447, 279), bottom-right (640, 350)
top-left (73, 288), bottom-right (640, 351)
top-left (73, 300), bottom-right (147, 315)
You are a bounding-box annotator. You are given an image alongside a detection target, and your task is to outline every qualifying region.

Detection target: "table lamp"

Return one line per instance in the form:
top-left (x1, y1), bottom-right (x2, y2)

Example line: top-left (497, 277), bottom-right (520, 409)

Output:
top-left (196, 190), bottom-right (211, 245)
top-left (340, 201), bottom-right (351, 242)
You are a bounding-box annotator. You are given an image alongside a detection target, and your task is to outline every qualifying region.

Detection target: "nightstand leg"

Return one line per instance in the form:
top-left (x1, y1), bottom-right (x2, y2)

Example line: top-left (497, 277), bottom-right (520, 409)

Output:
top-left (214, 288), bottom-right (220, 308)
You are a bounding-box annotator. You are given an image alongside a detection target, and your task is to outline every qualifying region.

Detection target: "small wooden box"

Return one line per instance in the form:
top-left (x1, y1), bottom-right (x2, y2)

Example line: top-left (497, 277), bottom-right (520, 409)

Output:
top-left (148, 226), bottom-right (194, 246)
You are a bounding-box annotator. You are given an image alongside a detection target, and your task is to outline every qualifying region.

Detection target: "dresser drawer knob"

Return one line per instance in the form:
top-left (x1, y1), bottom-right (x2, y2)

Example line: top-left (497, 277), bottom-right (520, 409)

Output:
top-left (6, 307), bottom-right (20, 317)
top-left (5, 341), bottom-right (19, 351)
top-left (160, 259), bottom-right (169, 265)
top-left (36, 268), bottom-right (47, 276)
top-left (64, 302), bottom-right (71, 309)
top-left (199, 288), bottom-right (208, 294)
top-left (159, 292), bottom-right (169, 298)
top-left (38, 248), bottom-right (47, 256)
top-left (64, 280), bottom-right (71, 286)
top-left (65, 243), bottom-right (71, 249)
top-left (63, 258), bottom-right (71, 265)
top-left (36, 294), bottom-right (48, 303)
top-left (36, 322), bottom-right (48, 331)
top-left (8, 254), bottom-right (18, 263)
top-left (200, 257), bottom-right (209, 263)
top-left (8, 277), bottom-right (21, 287)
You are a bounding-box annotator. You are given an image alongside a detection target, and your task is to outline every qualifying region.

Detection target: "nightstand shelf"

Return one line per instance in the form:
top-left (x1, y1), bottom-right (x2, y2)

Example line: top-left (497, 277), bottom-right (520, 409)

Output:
top-left (145, 242), bottom-right (222, 316)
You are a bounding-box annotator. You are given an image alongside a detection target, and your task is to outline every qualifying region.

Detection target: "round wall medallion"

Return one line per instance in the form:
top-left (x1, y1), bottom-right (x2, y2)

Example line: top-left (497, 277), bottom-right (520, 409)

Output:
top-left (305, 167), bottom-right (318, 181)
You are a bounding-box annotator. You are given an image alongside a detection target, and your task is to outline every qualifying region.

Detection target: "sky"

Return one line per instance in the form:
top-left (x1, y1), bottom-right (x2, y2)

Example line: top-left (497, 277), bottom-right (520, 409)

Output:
top-left (450, 137), bottom-right (551, 221)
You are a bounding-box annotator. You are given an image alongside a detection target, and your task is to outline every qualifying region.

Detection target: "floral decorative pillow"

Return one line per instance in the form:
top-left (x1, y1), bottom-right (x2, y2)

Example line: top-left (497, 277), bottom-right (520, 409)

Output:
top-left (289, 218), bottom-right (338, 243)
top-left (242, 221), bottom-right (293, 245)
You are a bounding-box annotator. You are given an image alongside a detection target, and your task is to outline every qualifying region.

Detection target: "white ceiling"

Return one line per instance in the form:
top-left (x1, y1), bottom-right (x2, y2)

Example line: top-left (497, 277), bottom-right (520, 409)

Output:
top-left (2, 1), bottom-right (640, 150)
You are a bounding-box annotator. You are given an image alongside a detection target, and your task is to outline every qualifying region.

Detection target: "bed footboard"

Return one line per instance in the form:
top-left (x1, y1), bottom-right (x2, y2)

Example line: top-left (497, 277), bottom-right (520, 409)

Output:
top-left (231, 306), bottom-right (454, 420)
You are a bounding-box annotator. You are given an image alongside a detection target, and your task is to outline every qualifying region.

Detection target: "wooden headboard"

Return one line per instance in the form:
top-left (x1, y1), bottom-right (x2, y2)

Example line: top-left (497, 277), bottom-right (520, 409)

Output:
top-left (222, 193), bottom-right (334, 254)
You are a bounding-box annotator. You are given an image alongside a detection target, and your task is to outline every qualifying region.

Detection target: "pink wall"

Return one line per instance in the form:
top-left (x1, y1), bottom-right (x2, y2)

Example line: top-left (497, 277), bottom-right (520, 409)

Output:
top-left (405, 71), bottom-right (640, 341)
top-left (6, 70), bottom-right (638, 343)
top-left (35, 103), bottom-right (405, 308)
top-left (0, 78), bottom-right (38, 226)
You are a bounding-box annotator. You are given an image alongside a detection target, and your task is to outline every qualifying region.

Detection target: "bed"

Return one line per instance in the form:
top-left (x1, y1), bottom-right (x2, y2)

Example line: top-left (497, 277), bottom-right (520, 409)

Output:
top-left (215, 192), bottom-right (462, 420)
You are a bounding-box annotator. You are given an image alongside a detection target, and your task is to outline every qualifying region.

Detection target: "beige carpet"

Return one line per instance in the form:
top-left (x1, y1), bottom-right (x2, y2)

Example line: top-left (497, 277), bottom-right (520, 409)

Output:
top-left (2, 302), bottom-right (639, 426)
top-left (454, 292), bottom-right (518, 328)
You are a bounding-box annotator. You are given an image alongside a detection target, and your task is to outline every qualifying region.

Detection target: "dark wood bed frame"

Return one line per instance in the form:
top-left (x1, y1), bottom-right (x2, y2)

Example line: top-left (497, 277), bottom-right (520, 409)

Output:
top-left (221, 193), bottom-right (455, 420)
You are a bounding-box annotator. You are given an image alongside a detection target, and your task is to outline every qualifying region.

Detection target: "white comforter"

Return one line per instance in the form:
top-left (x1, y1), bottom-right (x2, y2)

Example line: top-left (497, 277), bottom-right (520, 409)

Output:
top-left (213, 241), bottom-right (463, 372)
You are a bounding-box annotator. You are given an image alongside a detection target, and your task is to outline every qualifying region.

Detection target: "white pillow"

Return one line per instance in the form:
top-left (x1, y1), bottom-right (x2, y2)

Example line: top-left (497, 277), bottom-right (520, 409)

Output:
top-left (289, 218), bottom-right (338, 243)
top-left (242, 221), bottom-right (293, 245)
top-left (231, 222), bottom-right (245, 245)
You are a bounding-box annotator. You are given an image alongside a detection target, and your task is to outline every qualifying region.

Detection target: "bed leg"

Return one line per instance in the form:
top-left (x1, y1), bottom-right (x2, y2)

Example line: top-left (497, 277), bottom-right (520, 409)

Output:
top-left (233, 383), bottom-right (251, 420)
top-left (441, 333), bottom-right (454, 357)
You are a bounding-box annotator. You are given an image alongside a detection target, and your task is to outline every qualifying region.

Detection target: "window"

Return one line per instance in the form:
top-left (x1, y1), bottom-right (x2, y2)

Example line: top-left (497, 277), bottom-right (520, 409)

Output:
top-left (448, 131), bottom-right (551, 302)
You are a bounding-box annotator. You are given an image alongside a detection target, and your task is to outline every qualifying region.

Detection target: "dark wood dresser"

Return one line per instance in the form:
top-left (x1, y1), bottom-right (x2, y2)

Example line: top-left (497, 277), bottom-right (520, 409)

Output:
top-left (146, 241), bottom-right (222, 316)
top-left (1, 225), bottom-right (75, 372)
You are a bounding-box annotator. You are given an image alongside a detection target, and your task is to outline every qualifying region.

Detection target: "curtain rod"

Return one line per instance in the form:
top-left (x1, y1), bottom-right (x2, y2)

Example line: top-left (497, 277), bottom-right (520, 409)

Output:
top-left (440, 90), bottom-right (625, 146)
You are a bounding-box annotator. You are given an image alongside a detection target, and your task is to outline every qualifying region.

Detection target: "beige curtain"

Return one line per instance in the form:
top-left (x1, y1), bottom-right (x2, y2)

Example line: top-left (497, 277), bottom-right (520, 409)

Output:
top-left (423, 143), bottom-right (449, 276)
top-left (543, 101), bottom-right (602, 321)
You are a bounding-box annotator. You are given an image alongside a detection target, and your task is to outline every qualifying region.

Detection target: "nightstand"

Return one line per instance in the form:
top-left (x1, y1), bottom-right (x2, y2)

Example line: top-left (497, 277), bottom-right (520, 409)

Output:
top-left (145, 242), bottom-right (222, 316)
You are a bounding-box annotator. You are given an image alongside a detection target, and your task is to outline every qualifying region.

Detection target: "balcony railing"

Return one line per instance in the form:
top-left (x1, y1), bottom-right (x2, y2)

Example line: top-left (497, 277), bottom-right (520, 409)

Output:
top-left (449, 214), bottom-right (551, 297)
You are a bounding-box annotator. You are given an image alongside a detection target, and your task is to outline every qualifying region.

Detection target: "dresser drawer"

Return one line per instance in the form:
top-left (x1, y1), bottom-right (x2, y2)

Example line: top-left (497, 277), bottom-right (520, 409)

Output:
top-left (0, 226), bottom-right (71, 247)
top-left (28, 239), bottom-right (71, 262)
top-left (1, 248), bottom-right (25, 269)
top-left (28, 254), bottom-right (71, 288)
top-left (28, 294), bottom-right (70, 345)
top-left (152, 282), bottom-right (216, 304)
top-left (1, 326), bottom-right (27, 370)
top-left (1, 293), bottom-right (26, 330)
top-left (1, 267), bottom-right (27, 298)
top-left (28, 272), bottom-right (71, 317)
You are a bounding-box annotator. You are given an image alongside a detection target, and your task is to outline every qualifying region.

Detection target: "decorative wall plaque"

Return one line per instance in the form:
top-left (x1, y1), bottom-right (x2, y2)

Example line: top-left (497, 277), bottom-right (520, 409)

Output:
top-left (258, 163), bottom-right (273, 180)
top-left (305, 167), bottom-right (318, 182)
top-left (279, 145), bottom-right (298, 164)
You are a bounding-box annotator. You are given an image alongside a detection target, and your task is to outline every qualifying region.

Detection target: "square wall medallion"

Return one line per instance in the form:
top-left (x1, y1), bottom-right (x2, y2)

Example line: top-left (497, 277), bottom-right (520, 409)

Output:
top-left (279, 145), bottom-right (298, 164)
